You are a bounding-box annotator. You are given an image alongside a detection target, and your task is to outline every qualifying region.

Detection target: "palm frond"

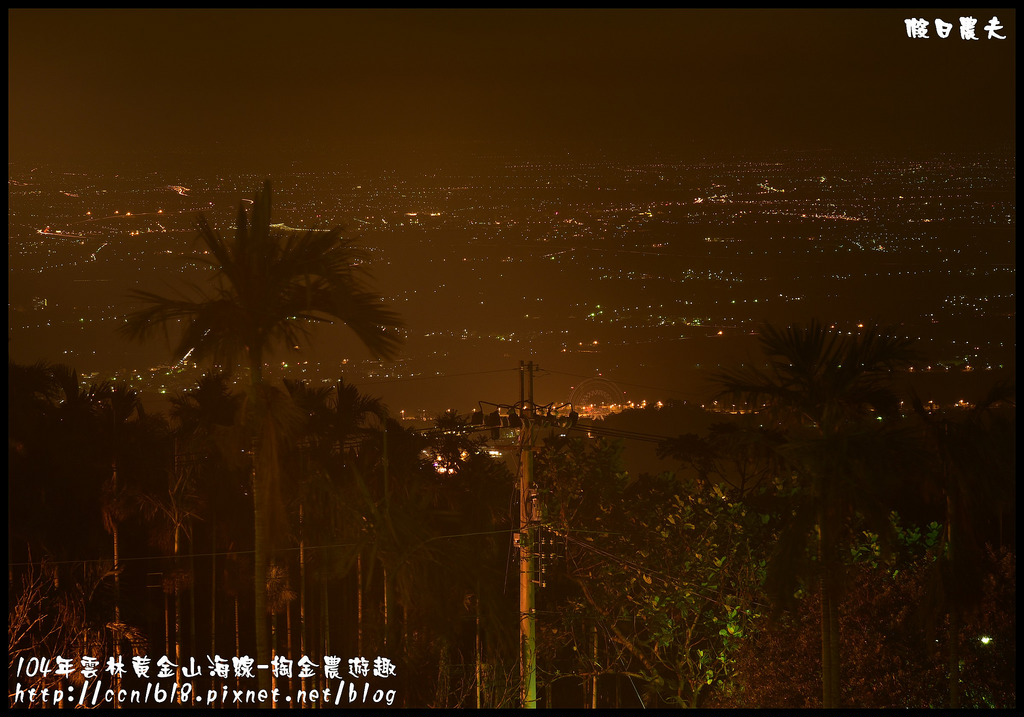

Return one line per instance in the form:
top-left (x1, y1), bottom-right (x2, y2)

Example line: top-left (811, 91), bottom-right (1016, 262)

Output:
top-left (123, 180), bottom-right (404, 374)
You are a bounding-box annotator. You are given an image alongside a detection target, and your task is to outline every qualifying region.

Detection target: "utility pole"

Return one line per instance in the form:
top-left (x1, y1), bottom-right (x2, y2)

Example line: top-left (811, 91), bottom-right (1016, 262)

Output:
top-left (481, 362), bottom-right (574, 708)
top-left (519, 360), bottom-right (538, 709)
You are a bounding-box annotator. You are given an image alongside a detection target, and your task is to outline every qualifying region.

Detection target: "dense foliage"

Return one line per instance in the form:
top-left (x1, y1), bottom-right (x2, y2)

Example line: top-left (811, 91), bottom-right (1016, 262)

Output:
top-left (8, 323), bottom-right (1015, 708)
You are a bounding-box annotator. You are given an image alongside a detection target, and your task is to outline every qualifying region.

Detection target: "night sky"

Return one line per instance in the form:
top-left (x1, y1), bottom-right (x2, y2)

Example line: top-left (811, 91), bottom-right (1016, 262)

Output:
top-left (7, 8), bottom-right (1017, 415)
top-left (7, 13), bottom-right (1018, 709)
top-left (9, 9), bottom-right (1016, 170)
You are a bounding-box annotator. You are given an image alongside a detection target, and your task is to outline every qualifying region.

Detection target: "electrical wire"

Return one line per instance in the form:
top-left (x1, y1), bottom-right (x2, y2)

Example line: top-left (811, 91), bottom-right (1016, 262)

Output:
top-left (352, 367), bottom-right (519, 387)
top-left (568, 424), bottom-right (673, 444)
top-left (548, 527), bottom-right (745, 611)
top-left (542, 368), bottom-right (700, 400)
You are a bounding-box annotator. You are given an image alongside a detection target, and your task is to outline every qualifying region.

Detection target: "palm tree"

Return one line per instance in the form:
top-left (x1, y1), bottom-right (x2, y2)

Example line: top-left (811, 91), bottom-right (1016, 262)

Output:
top-left (715, 321), bottom-right (916, 708)
top-left (331, 377), bottom-right (390, 451)
top-left (169, 374), bottom-right (249, 681)
top-left (909, 382), bottom-right (1015, 707)
top-left (87, 381), bottom-right (173, 697)
top-left (9, 363), bottom-right (113, 600)
top-left (96, 384), bottom-right (147, 625)
top-left (8, 361), bottom-right (62, 575)
top-left (8, 361), bottom-right (60, 451)
top-left (139, 452), bottom-right (202, 696)
top-left (122, 180), bottom-right (404, 697)
top-left (281, 378), bottom-right (391, 679)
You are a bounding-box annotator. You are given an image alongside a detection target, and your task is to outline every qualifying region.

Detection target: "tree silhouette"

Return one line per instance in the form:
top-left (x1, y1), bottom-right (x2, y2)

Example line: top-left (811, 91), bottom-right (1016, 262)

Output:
top-left (908, 381), bottom-right (1015, 707)
top-left (169, 373), bottom-right (248, 693)
top-left (122, 180), bottom-right (403, 697)
top-left (715, 321), bottom-right (916, 708)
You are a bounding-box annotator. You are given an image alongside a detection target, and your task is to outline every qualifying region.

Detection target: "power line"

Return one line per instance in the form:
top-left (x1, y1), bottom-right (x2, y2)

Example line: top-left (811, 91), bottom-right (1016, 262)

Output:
top-left (553, 529), bottom-right (760, 612)
top-left (568, 424), bottom-right (674, 444)
top-left (352, 366), bottom-right (518, 387)
top-left (542, 368), bottom-right (700, 400)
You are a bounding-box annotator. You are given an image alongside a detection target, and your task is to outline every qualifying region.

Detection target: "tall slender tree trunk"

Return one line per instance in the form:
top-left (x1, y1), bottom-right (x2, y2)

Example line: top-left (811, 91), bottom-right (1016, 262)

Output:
top-left (299, 503), bottom-right (307, 705)
top-left (820, 583), bottom-right (832, 708)
top-left (475, 585), bottom-right (482, 709)
top-left (383, 564), bottom-right (390, 648)
top-left (111, 514), bottom-right (122, 710)
top-left (436, 641), bottom-right (450, 708)
top-left (818, 495), bottom-right (835, 709)
top-left (112, 520), bottom-right (120, 622)
top-left (948, 606), bottom-right (960, 708)
top-left (112, 427), bottom-right (121, 629)
top-left (112, 450), bottom-right (123, 706)
top-left (286, 601), bottom-right (294, 699)
top-left (946, 493), bottom-right (960, 708)
top-left (253, 440), bottom-right (272, 703)
top-left (165, 590), bottom-right (171, 656)
top-left (828, 575), bottom-right (841, 706)
top-left (271, 609), bottom-right (278, 709)
top-left (210, 524), bottom-right (218, 707)
top-left (321, 580), bottom-right (330, 704)
top-left (174, 523), bottom-right (183, 704)
top-left (234, 596), bottom-right (241, 699)
top-left (250, 356), bottom-right (273, 704)
top-left (189, 541), bottom-right (196, 692)
top-left (357, 551), bottom-right (364, 656)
